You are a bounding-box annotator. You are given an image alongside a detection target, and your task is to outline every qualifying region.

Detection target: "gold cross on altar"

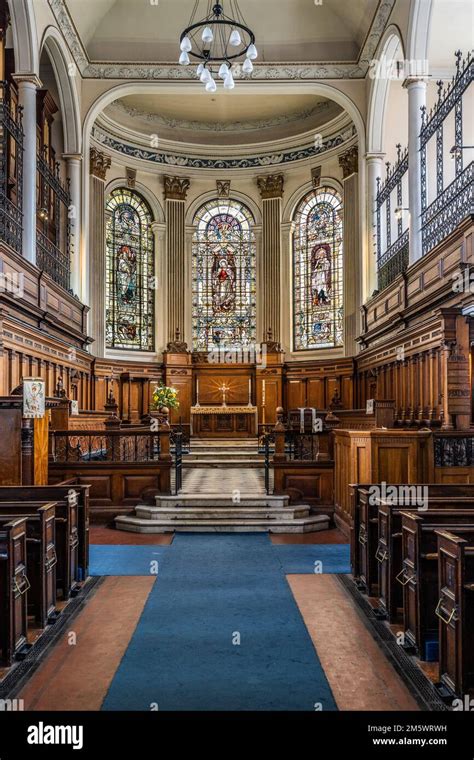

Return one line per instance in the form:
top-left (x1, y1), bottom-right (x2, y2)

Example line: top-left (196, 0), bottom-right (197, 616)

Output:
top-left (219, 382), bottom-right (230, 407)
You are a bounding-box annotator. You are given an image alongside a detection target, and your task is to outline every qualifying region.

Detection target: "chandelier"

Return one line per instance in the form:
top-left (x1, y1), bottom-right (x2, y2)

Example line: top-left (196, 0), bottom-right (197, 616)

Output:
top-left (178, 1), bottom-right (258, 91)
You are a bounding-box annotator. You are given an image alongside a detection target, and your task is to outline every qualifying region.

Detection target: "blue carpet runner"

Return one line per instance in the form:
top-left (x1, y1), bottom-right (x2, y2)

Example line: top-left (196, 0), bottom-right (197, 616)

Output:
top-left (102, 533), bottom-right (338, 711)
top-left (274, 544), bottom-right (350, 574)
top-left (90, 545), bottom-right (168, 575)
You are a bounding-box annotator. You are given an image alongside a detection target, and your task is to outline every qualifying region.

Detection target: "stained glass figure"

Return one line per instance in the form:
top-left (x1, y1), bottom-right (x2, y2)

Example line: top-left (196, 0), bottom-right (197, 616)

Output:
top-left (192, 199), bottom-right (256, 351)
top-left (105, 188), bottom-right (155, 351)
top-left (293, 187), bottom-right (344, 350)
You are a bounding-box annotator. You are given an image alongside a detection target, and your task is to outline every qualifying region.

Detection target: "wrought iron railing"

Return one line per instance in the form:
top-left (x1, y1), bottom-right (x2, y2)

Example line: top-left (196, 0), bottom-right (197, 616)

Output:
top-left (170, 430), bottom-right (183, 494)
top-left (375, 144), bottom-right (409, 290)
top-left (285, 430), bottom-right (320, 461)
top-left (0, 81), bottom-right (23, 255)
top-left (36, 149), bottom-right (71, 290)
top-left (420, 51), bottom-right (473, 255)
top-left (49, 429), bottom-right (164, 463)
top-left (434, 434), bottom-right (474, 467)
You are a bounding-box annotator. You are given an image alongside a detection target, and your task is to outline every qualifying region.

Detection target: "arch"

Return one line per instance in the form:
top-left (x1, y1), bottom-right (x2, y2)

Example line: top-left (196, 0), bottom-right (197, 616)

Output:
top-left (407, 0), bottom-right (433, 63)
top-left (282, 176), bottom-right (344, 224)
top-left (105, 177), bottom-right (164, 224)
top-left (291, 186), bottom-right (344, 352)
top-left (367, 26), bottom-right (405, 154)
top-left (40, 26), bottom-right (81, 154)
top-left (186, 188), bottom-right (261, 227)
top-left (7, 0), bottom-right (38, 74)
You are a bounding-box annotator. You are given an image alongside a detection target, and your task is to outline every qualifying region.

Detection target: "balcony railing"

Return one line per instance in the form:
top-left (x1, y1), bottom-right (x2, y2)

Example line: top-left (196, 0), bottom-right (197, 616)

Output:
top-left (376, 145), bottom-right (409, 290)
top-left (36, 149), bottom-right (71, 291)
top-left (0, 81), bottom-right (23, 255)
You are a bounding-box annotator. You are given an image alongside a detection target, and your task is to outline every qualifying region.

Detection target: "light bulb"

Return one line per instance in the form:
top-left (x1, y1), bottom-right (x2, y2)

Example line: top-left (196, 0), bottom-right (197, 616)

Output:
top-left (205, 78), bottom-right (217, 93)
top-left (202, 26), bottom-right (213, 43)
top-left (179, 51), bottom-right (190, 65)
top-left (224, 72), bottom-right (235, 90)
top-left (196, 63), bottom-right (204, 76)
top-left (219, 62), bottom-right (229, 79)
top-left (180, 36), bottom-right (192, 53)
top-left (246, 43), bottom-right (258, 60)
top-left (229, 29), bottom-right (241, 47)
top-left (242, 58), bottom-right (253, 73)
top-left (200, 67), bottom-right (211, 83)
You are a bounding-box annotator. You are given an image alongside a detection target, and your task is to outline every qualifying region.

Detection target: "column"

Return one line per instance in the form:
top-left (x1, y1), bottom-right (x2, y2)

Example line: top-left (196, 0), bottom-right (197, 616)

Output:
top-left (151, 221), bottom-right (167, 352)
top-left (366, 152), bottom-right (385, 295)
top-left (280, 221), bottom-right (294, 354)
top-left (257, 174), bottom-right (284, 343)
top-left (89, 147), bottom-right (111, 357)
top-left (403, 77), bottom-right (427, 264)
top-left (63, 153), bottom-right (82, 298)
top-left (338, 146), bottom-right (360, 356)
top-left (12, 74), bottom-right (42, 265)
top-left (164, 176), bottom-right (190, 344)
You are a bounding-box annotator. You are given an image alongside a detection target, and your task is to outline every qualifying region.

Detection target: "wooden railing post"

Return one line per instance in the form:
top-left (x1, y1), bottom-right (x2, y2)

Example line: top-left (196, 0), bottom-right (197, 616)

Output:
top-left (273, 407), bottom-right (287, 464)
top-left (158, 406), bottom-right (172, 494)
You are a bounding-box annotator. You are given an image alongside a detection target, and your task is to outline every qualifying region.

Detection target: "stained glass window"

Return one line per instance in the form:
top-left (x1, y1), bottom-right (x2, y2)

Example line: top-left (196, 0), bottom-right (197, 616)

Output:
top-left (293, 187), bottom-right (344, 351)
top-left (192, 199), bottom-right (256, 351)
top-left (105, 188), bottom-right (155, 351)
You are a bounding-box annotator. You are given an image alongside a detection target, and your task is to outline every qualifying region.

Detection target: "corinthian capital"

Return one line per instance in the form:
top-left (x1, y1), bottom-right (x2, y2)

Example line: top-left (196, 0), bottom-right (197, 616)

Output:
top-left (257, 173), bottom-right (284, 199)
top-left (338, 146), bottom-right (359, 179)
top-left (90, 147), bottom-right (111, 180)
top-left (163, 176), bottom-right (190, 200)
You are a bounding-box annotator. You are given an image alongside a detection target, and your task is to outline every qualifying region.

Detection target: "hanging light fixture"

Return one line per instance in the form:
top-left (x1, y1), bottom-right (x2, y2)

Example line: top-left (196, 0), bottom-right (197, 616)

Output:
top-left (178, 1), bottom-right (257, 91)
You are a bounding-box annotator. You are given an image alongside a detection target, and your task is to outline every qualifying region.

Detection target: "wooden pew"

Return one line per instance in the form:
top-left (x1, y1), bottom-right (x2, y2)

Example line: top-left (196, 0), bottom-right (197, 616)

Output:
top-left (0, 503), bottom-right (57, 629)
top-left (400, 511), bottom-right (474, 659)
top-left (351, 484), bottom-right (474, 595)
top-left (0, 496), bottom-right (79, 600)
top-left (377, 499), bottom-right (474, 623)
top-left (436, 530), bottom-right (474, 697)
top-left (0, 483), bottom-right (90, 581)
top-left (0, 518), bottom-right (29, 665)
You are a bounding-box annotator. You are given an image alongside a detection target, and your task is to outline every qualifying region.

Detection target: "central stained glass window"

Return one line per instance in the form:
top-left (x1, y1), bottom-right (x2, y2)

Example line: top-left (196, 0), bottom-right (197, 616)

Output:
top-left (192, 199), bottom-right (256, 351)
top-left (293, 187), bottom-right (344, 351)
top-left (105, 188), bottom-right (155, 351)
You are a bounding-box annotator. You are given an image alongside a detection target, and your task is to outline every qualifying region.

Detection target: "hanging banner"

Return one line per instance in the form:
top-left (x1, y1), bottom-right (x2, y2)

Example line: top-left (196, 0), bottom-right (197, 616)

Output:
top-left (23, 378), bottom-right (46, 419)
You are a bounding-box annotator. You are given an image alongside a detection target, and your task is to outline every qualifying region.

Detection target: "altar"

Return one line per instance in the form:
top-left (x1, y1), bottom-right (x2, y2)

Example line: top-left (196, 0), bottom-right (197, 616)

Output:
top-left (190, 405), bottom-right (258, 438)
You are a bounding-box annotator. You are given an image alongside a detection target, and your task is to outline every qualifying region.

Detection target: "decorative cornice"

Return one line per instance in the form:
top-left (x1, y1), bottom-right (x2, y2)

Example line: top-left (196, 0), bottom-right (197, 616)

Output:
top-left (338, 145), bottom-right (359, 178)
top-left (163, 176), bottom-right (190, 201)
top-left (90, 147), bottom-right (111, 180)
top-left (92, 123), bottom-right (356, 171)
top-left (257, 174), bottom-right (285, 199)
top-left (48, 0), bottom-right (396, 81)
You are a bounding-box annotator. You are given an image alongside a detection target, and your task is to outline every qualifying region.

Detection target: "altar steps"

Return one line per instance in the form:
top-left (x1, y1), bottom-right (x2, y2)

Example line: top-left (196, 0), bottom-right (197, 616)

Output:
top-left (115, 494), bottom-right (330, 534)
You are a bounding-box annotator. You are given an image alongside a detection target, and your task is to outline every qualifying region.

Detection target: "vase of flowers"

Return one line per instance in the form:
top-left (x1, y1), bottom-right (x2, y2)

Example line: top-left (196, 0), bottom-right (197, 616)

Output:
top-left (151, 384), bottom-right (180, 413)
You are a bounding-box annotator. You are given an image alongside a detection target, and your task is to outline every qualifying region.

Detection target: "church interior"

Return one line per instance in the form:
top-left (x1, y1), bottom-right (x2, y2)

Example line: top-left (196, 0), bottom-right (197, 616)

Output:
top-left (0, 0), bottom-right (473, 736)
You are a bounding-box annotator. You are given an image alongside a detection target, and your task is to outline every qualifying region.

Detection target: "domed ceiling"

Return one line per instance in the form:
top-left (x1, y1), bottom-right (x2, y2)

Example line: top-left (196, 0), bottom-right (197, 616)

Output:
top-left (103, 93), bottom-right (344, 147)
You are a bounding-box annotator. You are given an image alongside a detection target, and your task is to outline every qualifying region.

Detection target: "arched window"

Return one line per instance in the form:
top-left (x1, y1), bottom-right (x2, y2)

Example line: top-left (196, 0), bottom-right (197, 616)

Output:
top-left (192, 199), bottom-right (256, 351)
top-left (293, 187), bottom-right (344, 351)
top-left (105, 188), bottom-right (155, 351)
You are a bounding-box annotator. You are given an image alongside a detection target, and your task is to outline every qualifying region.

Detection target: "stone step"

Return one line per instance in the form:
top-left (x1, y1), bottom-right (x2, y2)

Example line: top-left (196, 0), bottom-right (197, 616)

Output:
top-left (135, 505), bottom-right (310, 520)
top-left (185, 451), bottom-right (263, 460)
top-left (183, 460), bottom-right (264, 468)
top-left (115, 514), bottom-right (330, 534)
top-left (154, 494), bottom-right (289, 508)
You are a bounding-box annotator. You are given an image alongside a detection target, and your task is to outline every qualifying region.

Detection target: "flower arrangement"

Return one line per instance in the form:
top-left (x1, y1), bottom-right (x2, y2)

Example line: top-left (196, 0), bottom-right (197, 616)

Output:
top-left (151, 384), bottom-right (180, 411)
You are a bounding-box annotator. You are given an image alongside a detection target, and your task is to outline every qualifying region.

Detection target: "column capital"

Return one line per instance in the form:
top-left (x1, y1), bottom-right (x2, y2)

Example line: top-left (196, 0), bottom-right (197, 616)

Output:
top-left (163, 176), bottom-right (190, 200)
top-left (90, 147), bottom-right (111, 180)
top-left (257, 173), bottom-right (284, 199)
top-left (365, 151), bottom-right (385, 162)
top-left (403, 76), bottom-right (428, 90)
top-left (338, 145), bottom-right (359, 179)
top-left (62, 153), bottom-right (83, 164)
top-left (12, 73), bottom-right (42, 89)
top-left (151, 221), bottom-right (166, 239)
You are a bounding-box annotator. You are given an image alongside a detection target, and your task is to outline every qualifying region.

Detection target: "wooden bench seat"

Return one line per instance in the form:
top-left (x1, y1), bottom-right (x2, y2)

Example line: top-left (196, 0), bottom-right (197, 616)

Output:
top-left (400, 511), bottom-right (474, 658)
top-left (436, 530), bottom-right (474, 697)
top-left (0, 518), bottom-right (29, 665)
top-left (0, 503), bottom-right (57, 629)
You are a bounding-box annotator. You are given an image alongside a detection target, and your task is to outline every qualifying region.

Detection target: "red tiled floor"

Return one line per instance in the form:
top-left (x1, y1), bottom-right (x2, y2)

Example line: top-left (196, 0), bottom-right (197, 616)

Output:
top-left (270, 528), bottom-right (348, 544)
top-left (91, 526), bottom-right (173, 544)
top-left (19, 576), bottom-right (155, 710)
top-left (288, 574), bottom-right (419, 711)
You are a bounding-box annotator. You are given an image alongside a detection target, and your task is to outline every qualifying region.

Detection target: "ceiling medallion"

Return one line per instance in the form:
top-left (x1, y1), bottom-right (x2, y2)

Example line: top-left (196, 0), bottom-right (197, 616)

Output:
top-left (179, 1), bottom-right (258, 92)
